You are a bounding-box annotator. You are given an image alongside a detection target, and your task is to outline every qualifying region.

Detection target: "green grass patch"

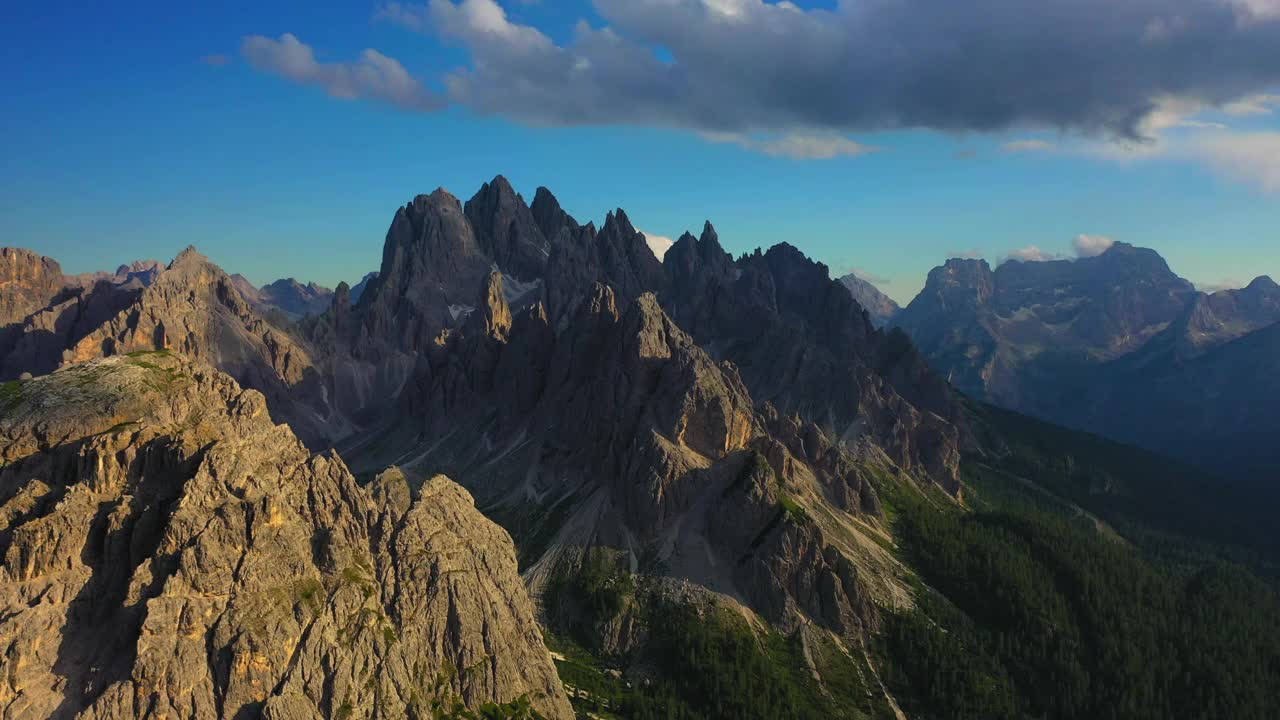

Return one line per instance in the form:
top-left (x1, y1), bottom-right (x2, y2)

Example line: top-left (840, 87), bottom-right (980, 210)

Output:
top-left (0, 380), bottom-right (27, 414)
top-left (778, 493), bottom-right (810, 525)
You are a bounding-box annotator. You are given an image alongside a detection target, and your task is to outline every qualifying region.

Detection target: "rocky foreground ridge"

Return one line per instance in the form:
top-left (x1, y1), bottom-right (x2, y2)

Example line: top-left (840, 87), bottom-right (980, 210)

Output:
top-left (0, 353), bottom-right (572, 719)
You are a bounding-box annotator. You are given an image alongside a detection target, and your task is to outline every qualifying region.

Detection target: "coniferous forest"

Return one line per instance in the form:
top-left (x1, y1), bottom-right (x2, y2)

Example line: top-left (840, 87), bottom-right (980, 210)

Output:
top-left (549, 404), bottom-right (1280, 720)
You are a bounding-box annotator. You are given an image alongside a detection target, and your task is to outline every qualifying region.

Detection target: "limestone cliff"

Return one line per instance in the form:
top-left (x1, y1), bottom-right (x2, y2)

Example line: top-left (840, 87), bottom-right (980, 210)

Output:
top-left (0, 248), bottom-right (65, 326)
top-left (344, 275), bottom-right (912, 642)
top-left (0, 353), bottom-right (572, 719)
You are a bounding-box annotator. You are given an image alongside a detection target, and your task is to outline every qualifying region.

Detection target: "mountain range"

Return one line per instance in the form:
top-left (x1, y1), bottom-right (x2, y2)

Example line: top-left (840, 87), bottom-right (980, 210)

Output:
top-left (894, 243), bottom-right (1280, 477)
top-left (1, 176), bottom-right (1277, 719)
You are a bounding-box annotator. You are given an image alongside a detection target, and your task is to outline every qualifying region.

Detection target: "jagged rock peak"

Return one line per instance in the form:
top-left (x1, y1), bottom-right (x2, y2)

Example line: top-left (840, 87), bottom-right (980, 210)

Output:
top-left (603, 208), bottom-right (637, 236)
top-left (404, 187), bottom-right (463, 212)
top-left (465, 174), bottom-right (549, 281)
top-left (699, 220), bottom-right (720, 248)
top-left (467, 175), bottom-right (523, 214)
top-left (159, 246), bottom-right (229, 286)
top-left (532, 186), bottom-right (557, 208)
top-left (169, 244), bottom-right (207, 267)
top-left (530, 186), bottom-right (578, 240)
top-left (481, 173), bottom-right (517, 196)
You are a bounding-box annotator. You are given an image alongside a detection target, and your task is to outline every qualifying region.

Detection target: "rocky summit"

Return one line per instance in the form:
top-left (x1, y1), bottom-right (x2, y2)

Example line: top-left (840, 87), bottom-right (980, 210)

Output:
top-left (0, 352), bottom-right (572, 719)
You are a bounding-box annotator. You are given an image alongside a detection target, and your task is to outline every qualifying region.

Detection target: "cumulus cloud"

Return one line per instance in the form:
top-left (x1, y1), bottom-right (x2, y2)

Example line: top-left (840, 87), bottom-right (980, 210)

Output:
top-left (1000, 246), bottom-right (1064, 264)
top-left (356, 0), bottom-right (1280, 141)
top-left (1196, 278), bottom-right (1249, 293)
top-left (702, 131), bottom-right (877, 160)
top-left (947, 249), bottom-right (985, 260)
top-left (640, 231), bottom-right (675, 260)
top-left (241, 33), bottom-right (443, 112)
top-left (1073, 234), bottom-right (1117, 257)
top-left (1184, 132), bottom-right (1280, 192)
top-left (1221, 93), bottom-right (1280, 115)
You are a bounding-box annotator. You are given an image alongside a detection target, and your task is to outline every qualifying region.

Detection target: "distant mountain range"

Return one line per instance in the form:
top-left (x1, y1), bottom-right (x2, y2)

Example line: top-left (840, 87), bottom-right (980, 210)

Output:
top-left (894, 243), bottom-right (1280, 477)
top-left (838, 272), bottom-right (901, 327)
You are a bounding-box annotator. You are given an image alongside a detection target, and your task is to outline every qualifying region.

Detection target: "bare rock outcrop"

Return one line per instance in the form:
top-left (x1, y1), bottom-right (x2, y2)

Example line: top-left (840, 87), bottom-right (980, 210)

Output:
top-left (0, 354), bottom-right (572, 719)
top-left (348, 277), bottom-right (889, 640)
top-left (661, 227), bottom-right (965, 491)
top-left (0, 248), bottom-right (65, 326)
top-left (61, 247), bottom-right (338, 447)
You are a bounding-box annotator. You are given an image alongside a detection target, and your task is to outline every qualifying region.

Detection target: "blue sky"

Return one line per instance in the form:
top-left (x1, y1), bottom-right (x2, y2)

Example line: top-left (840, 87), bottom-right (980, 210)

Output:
top-left (3, 1), bottom-right (1280, 304)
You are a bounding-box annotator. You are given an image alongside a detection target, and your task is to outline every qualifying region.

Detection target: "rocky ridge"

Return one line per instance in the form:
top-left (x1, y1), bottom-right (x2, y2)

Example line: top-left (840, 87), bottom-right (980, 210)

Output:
top-left (61, 247), bottom-right (344, 447)
top-left (342, 270), bottom-right (914, 646)
top-left (0, 353), bottom-right (572, 719)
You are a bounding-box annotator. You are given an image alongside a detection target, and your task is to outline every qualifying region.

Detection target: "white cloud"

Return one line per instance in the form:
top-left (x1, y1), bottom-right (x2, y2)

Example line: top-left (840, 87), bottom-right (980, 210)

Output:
top-left (1078, 91), bottom-right (1280, 192)
top-left (703, 131), bottom-right (878, 159)
top-left (947, 249), bottom-right (985, 260)
top-left (1134, 95), bottom-right (1227, 136)
top-left (1222, 93), bottom-right (1280, 115)
top-left (428, 0), bottom-right (555, 52)
top-left (241, 33), bottom-right (443, 112)
top-left (1003, 139), bottom-right (1054, 153)
top-left (1185, 132), bottom-right (1280, 193)
top-left (1226, 0), bottom-right (1280, 25)
top-left (640, 231), bottom-right (675, 260)
top-left (1197, 278), bottom-right (1249, 293)
top-left (1001, 245), bottom-right (1063, 264)
top-left (1073, 234), bottom-right (1116, 257)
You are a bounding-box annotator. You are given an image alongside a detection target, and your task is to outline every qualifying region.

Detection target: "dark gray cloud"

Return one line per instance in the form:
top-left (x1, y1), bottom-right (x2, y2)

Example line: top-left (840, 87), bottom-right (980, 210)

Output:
top-left (384, 0), bottom-right (1280, 140)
